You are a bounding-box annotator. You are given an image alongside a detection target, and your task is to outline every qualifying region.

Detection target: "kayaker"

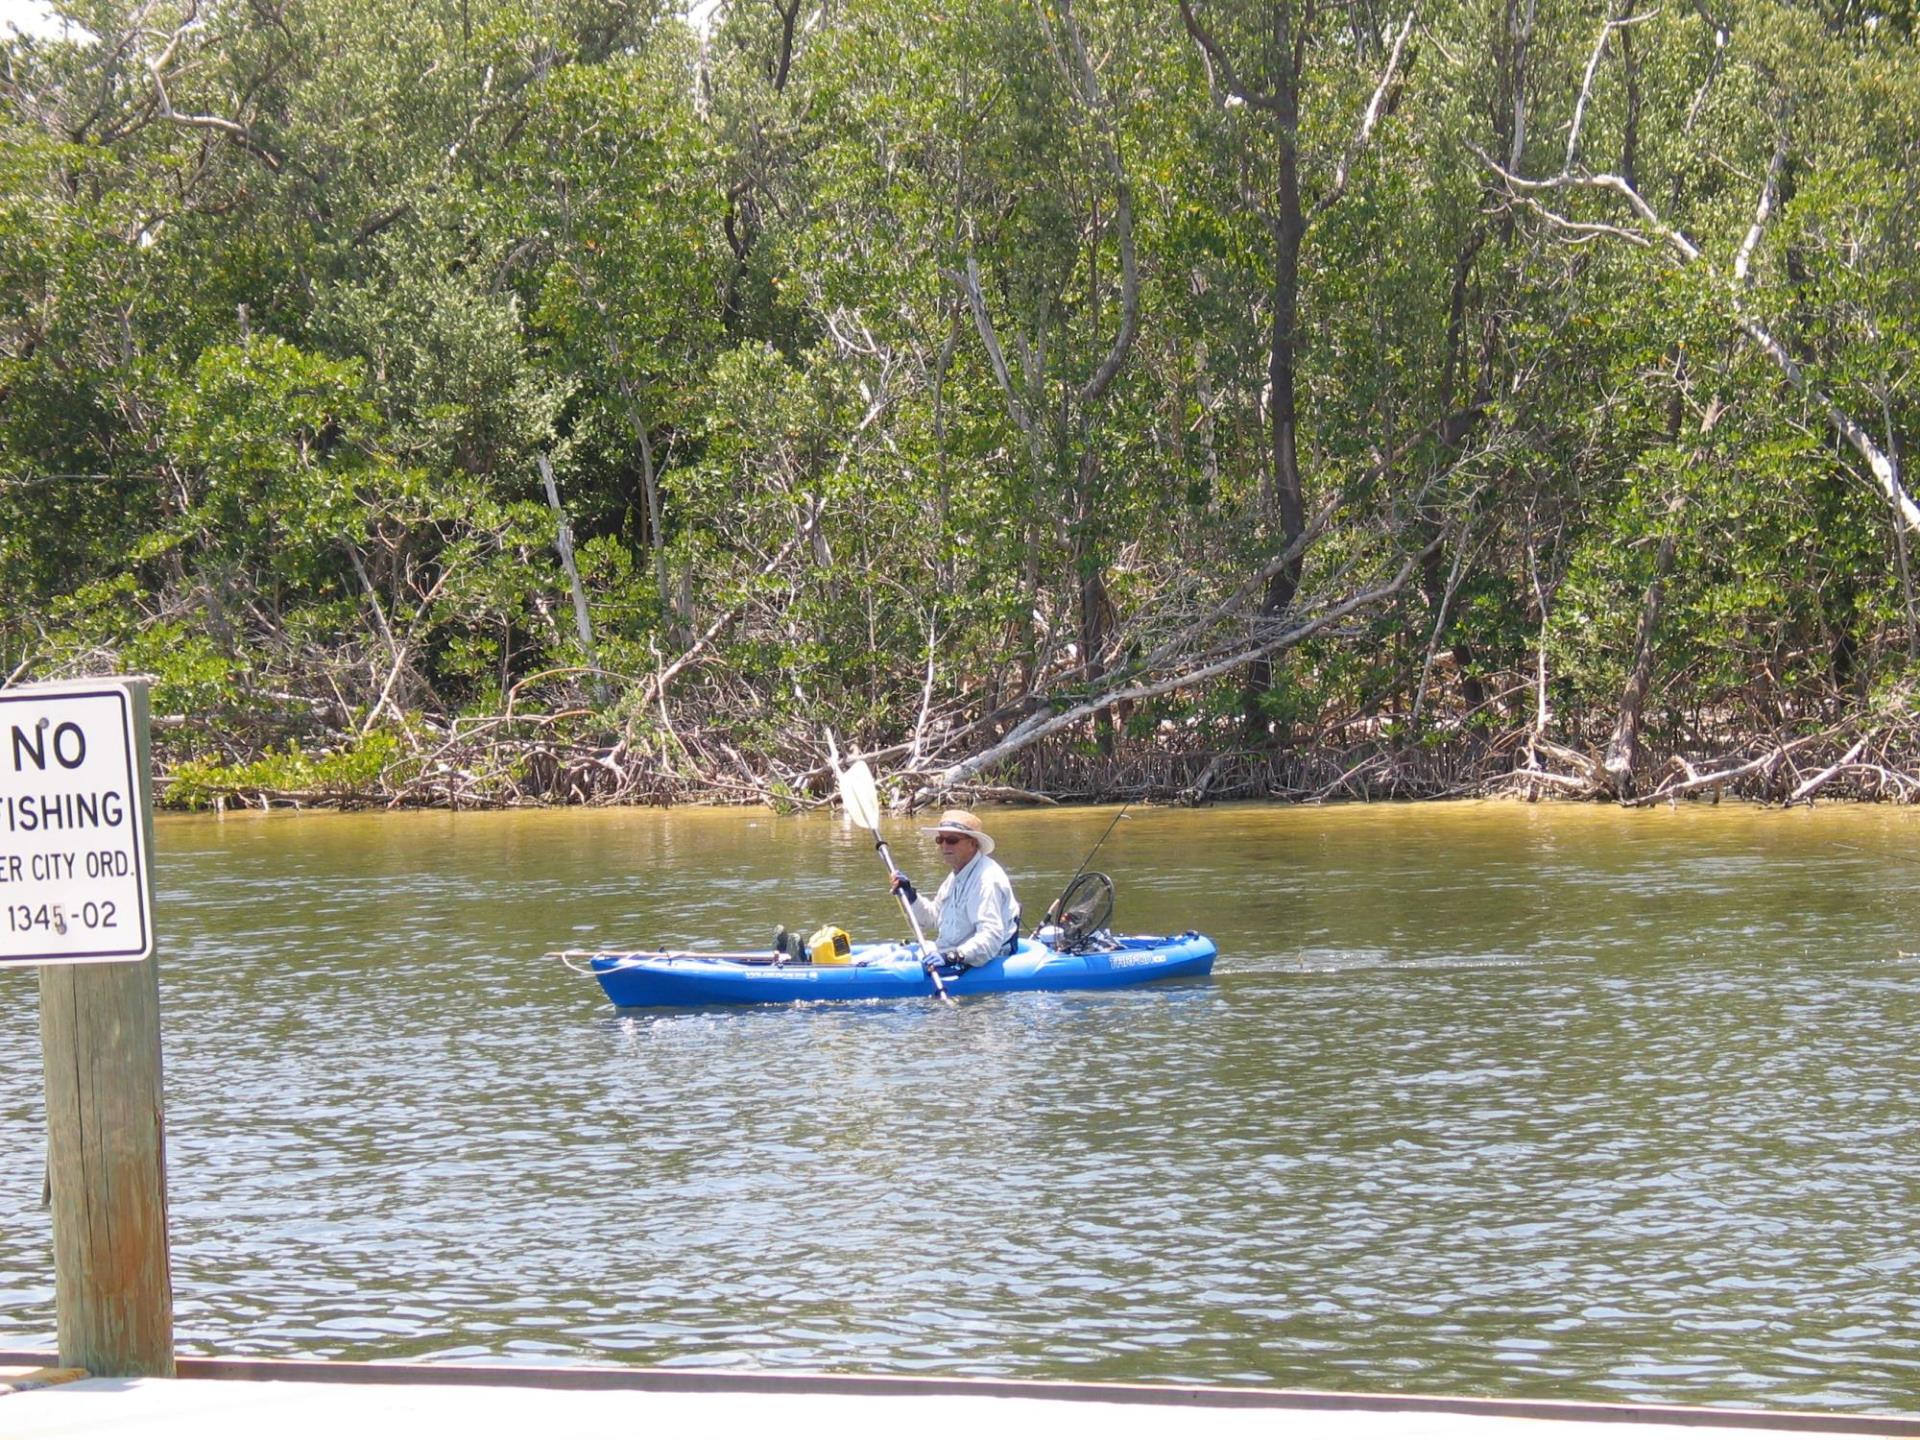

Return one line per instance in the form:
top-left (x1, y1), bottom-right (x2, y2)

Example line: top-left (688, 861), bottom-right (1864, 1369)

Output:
top-left (889, 809), bottom-right (1020, 970)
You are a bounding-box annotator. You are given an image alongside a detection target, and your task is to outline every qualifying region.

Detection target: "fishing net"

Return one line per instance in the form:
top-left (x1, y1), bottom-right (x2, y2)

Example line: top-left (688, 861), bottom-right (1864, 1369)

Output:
top-left (1048, 871), bottom-right (1116, 950)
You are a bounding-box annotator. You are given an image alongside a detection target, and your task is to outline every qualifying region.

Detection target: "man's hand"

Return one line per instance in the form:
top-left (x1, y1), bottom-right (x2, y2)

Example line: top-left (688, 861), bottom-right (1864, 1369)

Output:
top-left (890, 871), bottom-right (917, 904)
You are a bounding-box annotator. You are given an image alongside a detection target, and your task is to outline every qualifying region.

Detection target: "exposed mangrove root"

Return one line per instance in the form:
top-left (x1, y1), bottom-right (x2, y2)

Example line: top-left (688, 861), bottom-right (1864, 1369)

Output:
top-left (147, 668), bottom-right (1920, 814)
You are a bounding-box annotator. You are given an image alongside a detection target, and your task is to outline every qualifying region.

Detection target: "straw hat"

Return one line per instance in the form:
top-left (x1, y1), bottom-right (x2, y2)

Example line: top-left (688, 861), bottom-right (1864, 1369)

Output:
top-left (926, 808), bottom-right (994, 855)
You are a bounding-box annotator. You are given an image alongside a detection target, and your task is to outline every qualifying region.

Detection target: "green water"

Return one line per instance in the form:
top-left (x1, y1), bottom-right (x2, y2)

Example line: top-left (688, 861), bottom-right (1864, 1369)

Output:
top-left (3, 800), bottom-right (1918, 1412)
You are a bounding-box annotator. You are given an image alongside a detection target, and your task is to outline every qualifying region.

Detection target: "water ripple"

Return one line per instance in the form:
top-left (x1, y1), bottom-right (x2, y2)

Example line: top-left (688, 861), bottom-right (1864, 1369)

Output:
top-left (3, 804), bottom-right (1919, 1415)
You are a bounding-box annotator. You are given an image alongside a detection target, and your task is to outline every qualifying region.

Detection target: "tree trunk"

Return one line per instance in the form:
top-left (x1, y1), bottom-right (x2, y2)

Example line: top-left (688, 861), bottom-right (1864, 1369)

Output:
top-left (1073, 464), bottom-right (1116, 757)
top-left (1604, 523), bottom-right (1678, 799)
top-left (1241, 43), bottom-right (1307, 741)
top-left (1418, 231), bottom-right (1491, 714)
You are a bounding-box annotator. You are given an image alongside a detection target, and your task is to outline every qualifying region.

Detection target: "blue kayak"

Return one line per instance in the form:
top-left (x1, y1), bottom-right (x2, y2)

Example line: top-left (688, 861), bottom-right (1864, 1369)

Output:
top-left (582, 932), bottom-right (1216, 1008)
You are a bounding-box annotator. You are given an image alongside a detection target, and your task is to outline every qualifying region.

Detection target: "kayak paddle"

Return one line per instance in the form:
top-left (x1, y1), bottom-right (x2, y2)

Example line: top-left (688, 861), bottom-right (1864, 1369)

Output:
top-left (828, 735), bottom-right (954, 1007)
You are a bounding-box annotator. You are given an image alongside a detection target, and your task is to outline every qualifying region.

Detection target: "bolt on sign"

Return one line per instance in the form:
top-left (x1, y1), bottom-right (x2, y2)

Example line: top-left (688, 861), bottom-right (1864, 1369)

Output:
top-left (1, 680), bottom-right (154, 967)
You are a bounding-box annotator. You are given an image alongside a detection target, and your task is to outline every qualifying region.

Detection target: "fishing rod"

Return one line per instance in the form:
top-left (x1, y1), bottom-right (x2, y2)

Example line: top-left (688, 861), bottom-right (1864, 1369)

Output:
top-left (1833, 840), bottom-right (1920, 869)
top-left (1038, 802), bottom-right (1130, 932)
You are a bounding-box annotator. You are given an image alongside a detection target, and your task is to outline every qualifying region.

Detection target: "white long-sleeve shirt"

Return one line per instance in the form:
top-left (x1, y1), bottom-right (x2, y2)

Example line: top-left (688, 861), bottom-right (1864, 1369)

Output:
top-left (907, 851), bottom-right (1020, 967)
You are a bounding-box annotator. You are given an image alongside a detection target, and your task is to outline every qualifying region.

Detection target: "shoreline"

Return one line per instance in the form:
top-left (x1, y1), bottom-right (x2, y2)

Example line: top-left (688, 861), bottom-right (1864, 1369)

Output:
top-left (145, 728), bottom-right (1920, 815)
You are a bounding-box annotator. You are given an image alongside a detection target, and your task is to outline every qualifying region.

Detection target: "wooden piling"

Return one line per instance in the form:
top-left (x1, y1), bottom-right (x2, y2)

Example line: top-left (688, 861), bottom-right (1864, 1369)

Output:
top-left (35, 679), bottom-right (173, 1376)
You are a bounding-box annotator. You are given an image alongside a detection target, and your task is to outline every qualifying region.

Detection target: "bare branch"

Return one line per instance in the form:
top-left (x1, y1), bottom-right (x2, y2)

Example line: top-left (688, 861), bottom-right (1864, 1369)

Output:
top-left (950, 259), bottom-right (1038, 439)
top-left (1788, 735), bottom-right (1869, 804)
top-left (1565, 8), bottom-right (1659, 176)
top-left (1054, 0), bottom-right (1138, 407)
top-left (925, 553), bottom-right (1425, 794)
top-left (142, 5), bottom-right (284, 170)
top-left (905, 611), bottom-right (941, 771)
top-left (1474, 128), bottom-right (1920, 536)
top-left (1178, 0), bottom-right (1287, 113)
top-left (1469, 142), bottom-right (1701, 260)
top-left (1735, 311), bottom-right (1920, 532)
top-left (1684, 0), bottom-right (1731, 134)
top-left (642, 533), bottom-right (803, 706)
top-left (1410, 510), bottom-right (1487, 728)
top-left (1516, 196), bottom-right (1653, 246)
top-left (1621, 733), bottom-right (1828, 807)
top-left (1316, 8), bottom-right (1417, 219)
top-left (1509, 0), bottom-right (1537, 171)
top-left (1732, 130), bottom-right (1787, 287)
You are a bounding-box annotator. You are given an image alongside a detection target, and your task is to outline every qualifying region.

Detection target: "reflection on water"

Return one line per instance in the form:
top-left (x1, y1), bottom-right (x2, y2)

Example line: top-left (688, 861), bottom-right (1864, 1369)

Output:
top-left (4, 801), bottom-right (1919, 1412)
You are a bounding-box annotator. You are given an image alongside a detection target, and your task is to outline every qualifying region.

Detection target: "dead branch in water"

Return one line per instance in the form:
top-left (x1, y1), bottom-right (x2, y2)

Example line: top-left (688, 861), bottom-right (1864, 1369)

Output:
top-left (1621, 732), bottom-right (1832, 808)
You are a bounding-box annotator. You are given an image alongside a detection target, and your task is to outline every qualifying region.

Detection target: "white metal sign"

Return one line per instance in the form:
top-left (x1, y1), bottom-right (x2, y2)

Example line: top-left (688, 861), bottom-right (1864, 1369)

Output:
top-left (0, 680), bottom-right (153, 966)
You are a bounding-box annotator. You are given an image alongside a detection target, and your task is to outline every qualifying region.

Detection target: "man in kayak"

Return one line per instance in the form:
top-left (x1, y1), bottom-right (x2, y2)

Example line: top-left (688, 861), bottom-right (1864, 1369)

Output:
top-left (890, 809), bottom-right (1021, 971)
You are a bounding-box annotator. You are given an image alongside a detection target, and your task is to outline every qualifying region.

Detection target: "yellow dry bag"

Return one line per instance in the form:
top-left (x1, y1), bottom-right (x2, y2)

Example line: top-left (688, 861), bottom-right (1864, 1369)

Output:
top-left (808, 925), bottom-right (853, 966)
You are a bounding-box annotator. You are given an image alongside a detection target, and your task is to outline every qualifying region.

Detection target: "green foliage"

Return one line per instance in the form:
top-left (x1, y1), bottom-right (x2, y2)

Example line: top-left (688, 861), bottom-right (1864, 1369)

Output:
top-left (36, 576), bottom-right (225, 712)
top-left (2, 0), bottom-right (1918, 799)
top-left (166, 731), bottom-right (407, 809)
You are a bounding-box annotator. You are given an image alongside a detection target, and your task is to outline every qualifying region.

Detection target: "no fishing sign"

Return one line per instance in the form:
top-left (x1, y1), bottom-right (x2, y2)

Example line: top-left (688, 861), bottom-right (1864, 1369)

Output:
top-left (0, 679), bottom-right (154, 966)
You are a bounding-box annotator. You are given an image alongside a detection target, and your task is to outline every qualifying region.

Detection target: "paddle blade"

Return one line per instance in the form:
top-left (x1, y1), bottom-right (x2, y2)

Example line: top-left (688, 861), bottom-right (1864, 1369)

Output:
top-left (838, 759), bottom-right (882, 831)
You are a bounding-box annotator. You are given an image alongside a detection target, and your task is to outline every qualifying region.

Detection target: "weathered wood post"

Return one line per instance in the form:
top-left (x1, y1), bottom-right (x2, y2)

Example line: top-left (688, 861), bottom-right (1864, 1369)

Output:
top-left (3, 678), bottom-right (172, 1376)
top-left (38, 962), bottom-right (175, 1373)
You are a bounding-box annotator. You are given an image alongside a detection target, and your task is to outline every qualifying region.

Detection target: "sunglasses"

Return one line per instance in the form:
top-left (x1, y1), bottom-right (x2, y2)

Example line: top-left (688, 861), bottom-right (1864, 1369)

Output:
top-left (935, 834), bottom-right (967, 846)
